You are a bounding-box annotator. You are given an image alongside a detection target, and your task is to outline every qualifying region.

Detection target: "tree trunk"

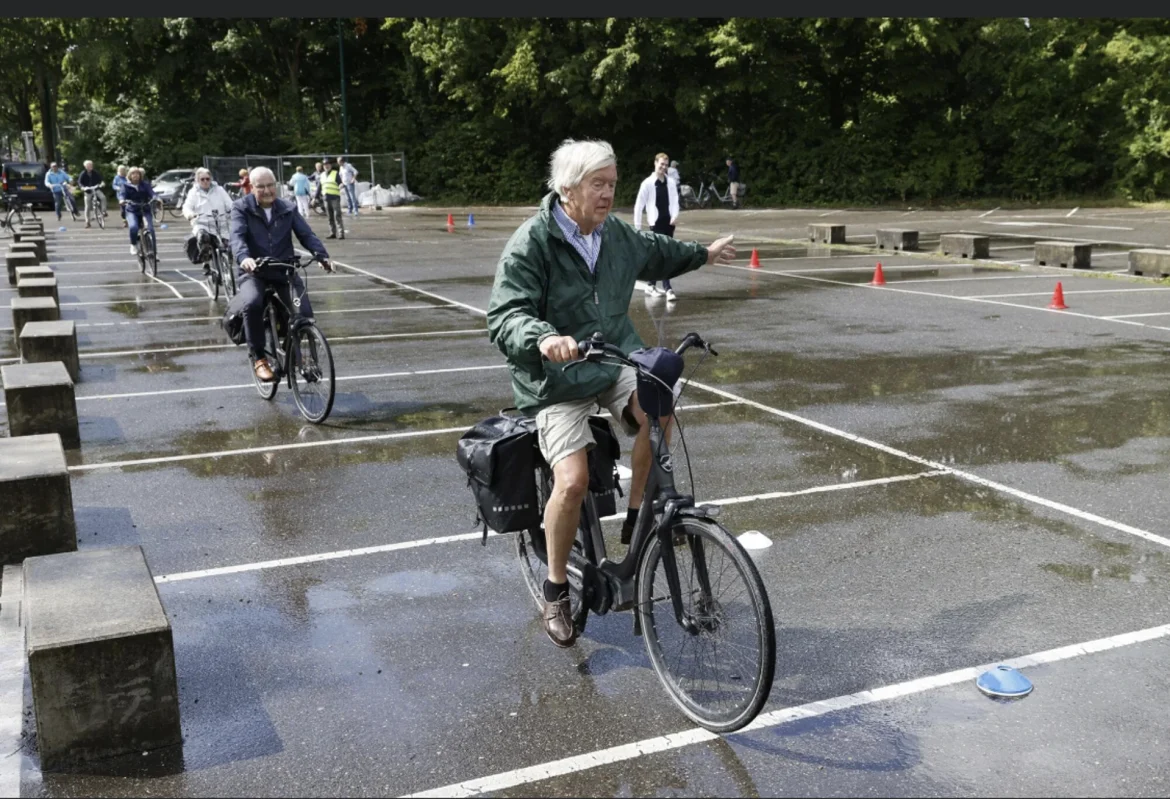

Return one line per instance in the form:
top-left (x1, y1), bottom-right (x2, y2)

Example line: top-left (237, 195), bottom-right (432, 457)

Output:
top-left (36, 67), bottom-right (56, 162)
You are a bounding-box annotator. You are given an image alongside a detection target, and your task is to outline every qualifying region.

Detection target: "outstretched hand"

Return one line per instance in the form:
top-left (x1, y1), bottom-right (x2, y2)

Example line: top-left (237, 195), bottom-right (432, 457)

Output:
top-left (706, 234), bottom-right (736, 265)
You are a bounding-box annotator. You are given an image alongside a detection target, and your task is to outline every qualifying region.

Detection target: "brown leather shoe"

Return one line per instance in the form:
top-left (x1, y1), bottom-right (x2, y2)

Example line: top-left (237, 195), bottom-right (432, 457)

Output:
top-left (541, 596), bottom-right (578, 648)
top-left (254, 358), bottom-right (275, 382)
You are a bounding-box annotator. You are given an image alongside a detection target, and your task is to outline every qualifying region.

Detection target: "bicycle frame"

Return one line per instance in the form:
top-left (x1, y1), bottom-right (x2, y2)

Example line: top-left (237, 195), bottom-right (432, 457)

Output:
top-left (561, 337), bottom-right (722, 629)
top-left (255, 260), bottom-right (318, 388)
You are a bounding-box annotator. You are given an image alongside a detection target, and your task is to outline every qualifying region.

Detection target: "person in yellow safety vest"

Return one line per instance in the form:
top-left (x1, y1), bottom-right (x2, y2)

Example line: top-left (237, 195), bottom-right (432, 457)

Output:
top-left (320, 157), bottom-right (344, 240)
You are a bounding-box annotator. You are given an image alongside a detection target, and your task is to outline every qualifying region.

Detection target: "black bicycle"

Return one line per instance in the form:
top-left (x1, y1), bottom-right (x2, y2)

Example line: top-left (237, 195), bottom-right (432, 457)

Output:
top-left (197, 210), bottom-right (236, 300)
top-left (515, 332), bottom-right (776, 733)
top-left (123, 200), bottom-right (158, 277)
top-left (249, 255), bottom-right (336, 424)
top-left (1, 194), bottom-right (37, 238)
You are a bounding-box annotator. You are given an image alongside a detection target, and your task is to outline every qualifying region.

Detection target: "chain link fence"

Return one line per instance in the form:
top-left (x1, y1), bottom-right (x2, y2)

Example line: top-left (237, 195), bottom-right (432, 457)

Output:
top-left (203, 152), bottom-right (410, 204)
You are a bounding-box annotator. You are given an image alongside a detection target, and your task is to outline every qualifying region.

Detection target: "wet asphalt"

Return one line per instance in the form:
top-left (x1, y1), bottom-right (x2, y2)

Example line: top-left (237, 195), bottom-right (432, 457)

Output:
top-left (8, 202), bottom-right (1170, 796)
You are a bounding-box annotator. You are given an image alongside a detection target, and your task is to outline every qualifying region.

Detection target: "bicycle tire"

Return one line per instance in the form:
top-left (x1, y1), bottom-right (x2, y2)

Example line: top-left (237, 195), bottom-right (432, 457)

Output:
top-left (515, 465), bottom-right (590, 633)
top-left (253, 304), bottom-right (280, 400)
top-left (636, 517), bottom-right (775, 733)
top-left (65, 193), bottom-right (79, 221)
top-left (222, 253), bottom-right (237, 298)
top-left (289, 323), bottom-right (336, 423)
top-left (94, 198), bottom-right (106, 229)
top-left (207, 254), bottom-right (221, 300)
top-left (137, 239), bottom-right (147, 274)
top-left (146, 230), bottom-right (158, 277)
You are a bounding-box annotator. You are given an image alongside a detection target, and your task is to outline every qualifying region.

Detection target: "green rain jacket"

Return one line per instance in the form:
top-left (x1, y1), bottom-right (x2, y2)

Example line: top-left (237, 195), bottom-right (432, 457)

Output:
top-left (487, 192), bottom-right (710, 414)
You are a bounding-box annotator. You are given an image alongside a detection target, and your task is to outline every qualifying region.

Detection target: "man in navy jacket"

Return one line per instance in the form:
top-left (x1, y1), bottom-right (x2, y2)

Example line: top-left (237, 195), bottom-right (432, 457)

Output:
top-left (230, 166), bottom-right (333, 382)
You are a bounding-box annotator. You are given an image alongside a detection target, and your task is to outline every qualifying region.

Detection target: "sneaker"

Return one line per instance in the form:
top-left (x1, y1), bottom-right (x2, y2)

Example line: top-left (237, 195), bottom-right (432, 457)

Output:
top-left (665, 289), bottom-right (677, 302)
top-left (643, 284), bottom-right (662, 297)
top-left (326, 233), bottom-right (336, 239)
top-left (130, 245), bottom-right (137, 255)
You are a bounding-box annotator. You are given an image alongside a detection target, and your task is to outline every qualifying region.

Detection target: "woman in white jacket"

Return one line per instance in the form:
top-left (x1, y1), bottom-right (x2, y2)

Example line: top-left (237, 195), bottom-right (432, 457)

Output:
top-left (632, 153), bottom-right (681, 300)
top-left (182, 168), bottom-right (234, 275)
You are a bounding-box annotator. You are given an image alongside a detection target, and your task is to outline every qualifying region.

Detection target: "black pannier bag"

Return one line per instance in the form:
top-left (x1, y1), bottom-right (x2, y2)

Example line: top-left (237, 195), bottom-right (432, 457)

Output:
top-left (220, 287), bottom-right (249, 346)
top-left (587, 416), bottom-right (622, 518)
top-left (456, 414), bottom-right (542, 543)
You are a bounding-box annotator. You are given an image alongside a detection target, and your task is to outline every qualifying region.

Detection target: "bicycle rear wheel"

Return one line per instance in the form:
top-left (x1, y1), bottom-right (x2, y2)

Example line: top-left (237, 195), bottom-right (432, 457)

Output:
top-left (516, 465), bottom-right (590, 633)
top-left (253, 304), bottom-right (281, 400)
top-left (289, 323), bottom-right (335, 423)
top-left (221, 252), bottom-right (237, 298)
top-left (636, 517), bottom-right (775, 733)
top-left (94, 199), bottom-right (106, 229)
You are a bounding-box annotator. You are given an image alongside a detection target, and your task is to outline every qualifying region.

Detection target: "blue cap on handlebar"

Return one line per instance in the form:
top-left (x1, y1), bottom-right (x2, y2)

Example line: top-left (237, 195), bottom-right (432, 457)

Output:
top-left (630, 347), bottom-right (685, 418)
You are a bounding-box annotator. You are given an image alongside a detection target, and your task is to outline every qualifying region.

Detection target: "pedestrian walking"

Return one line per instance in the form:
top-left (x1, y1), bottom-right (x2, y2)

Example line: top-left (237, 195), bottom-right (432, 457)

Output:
top-left (726, 157), bottom-right (740, 209)
top-left (288, 165), bottom-right (311, 217)
top-left (633, 152), bottom-right (681, 302)
top-left (320, 157), bottom-right (344, 239)
top-left (238, 168), bottom-right (252, 196)
top-left (339, 156), bottom-right (360, 216)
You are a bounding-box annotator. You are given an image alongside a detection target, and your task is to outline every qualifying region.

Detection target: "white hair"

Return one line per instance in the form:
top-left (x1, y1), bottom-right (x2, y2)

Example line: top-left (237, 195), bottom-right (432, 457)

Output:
top-left (195, 167), bottom-right (212, 180)
top-left (248, 166), bottom-right (275, 185)
top-left (546, 139), bottom-right (617, 201)
top-left (83, 160), bottom-right (94, 168)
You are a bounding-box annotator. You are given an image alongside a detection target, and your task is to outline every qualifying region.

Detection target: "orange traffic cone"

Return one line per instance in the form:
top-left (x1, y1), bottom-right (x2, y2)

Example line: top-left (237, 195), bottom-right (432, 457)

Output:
top-left (870, 262), bottom-right (886, 286)
top-left (446, 213), bottom-right (454, 226)
top-left (749, 249), bottom-right (761, 268)
top-left (1048, 282), bottom-right (1068, 310)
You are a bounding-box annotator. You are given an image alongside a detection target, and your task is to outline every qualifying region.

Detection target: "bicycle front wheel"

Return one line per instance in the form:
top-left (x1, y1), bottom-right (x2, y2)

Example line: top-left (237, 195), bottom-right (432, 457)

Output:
top-left (636, 517), bottom-right (775, 733)
top-left (146, 230), bottom-right (158, 277)
top-left (95, 200), bottom-right (106, 229)
top-left (290, 323), bottom-right (335, 423)
top-left (516, 465), bottom-right (590, 633)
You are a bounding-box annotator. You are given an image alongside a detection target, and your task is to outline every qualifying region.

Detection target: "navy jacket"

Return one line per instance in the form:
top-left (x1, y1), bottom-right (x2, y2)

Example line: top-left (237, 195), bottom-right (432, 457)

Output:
top-left (118, 179), bottom-right (155, 207)
top-left (230, 194), bottom-right (329, 266)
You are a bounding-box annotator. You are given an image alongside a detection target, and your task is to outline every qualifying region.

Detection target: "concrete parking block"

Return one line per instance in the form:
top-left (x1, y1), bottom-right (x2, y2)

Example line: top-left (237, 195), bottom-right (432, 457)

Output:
top-left (20, 320), bottom-right (79, 381)
top-left (0, 434), bottom-right (76, 565)
top-left (1, 361), bottom-right (79, 449)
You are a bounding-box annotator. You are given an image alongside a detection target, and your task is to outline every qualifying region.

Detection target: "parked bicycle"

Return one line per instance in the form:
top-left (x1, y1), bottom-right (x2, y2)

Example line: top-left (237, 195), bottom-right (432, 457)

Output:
top-left (249, 255), bottom-right (336, 424)
top-left (80, 182), bottom-right (107, 229)
top-left (679, 175), bottom-right (745, 210)
top-left (514, 331), bottom-right (776, 733)
top-left (123, 200), bottom-right (158, 277)
top-left (197, 209), bottom-right (236, 300)
top-left (1, 195), bottom-right (37, 238)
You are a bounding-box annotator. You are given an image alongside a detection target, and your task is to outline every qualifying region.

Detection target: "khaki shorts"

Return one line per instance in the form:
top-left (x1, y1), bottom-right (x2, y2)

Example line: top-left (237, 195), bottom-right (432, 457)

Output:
top-left (535, 367), bottom-right (639, 468)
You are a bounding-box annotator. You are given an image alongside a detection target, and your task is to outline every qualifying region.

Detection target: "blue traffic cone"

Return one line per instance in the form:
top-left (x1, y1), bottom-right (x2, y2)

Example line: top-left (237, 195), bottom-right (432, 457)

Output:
top-left (468, 213), bottom-right (475, 227)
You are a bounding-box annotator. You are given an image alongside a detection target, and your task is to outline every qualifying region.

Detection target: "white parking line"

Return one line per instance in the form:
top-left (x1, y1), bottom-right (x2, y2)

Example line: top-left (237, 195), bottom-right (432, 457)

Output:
top-left (1067, 207), bottom-right (1079, 217)
top-left (58, 286), bottom-right (402, 307)
top-left (1105, 312), bottom-right (1170, 319)
top-left (405, 621), bottom-right (1170, 798)
top-left (70, 328), bottom-right (486, 360)
top-left (173, 267), bottom-right (215, 298)
top-left (983, 221), bottom-right (1134, 231)
top-left (978, 207), bottom-right (1000, 218)
top-left (687, 379), bottom-right (1170, 550)
top-left (146, 273), bottom-right (185, 299)
top-left (153, 470), bottom-right (939, 583)
top-left (716, 263), bottom-right (1170, 333)
top-left (967, 287), bottom-right (1170, 299)
top-left (68, 400), bottom-right (737, 472)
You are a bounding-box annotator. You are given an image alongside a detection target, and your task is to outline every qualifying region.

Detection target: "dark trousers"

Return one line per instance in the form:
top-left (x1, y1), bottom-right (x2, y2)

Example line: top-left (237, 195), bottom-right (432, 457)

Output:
top-left (325, 195), bottom-right (343, 237)
top-left (649, 222), bottom-right (676, 289)
top-left (236, 269), bottom-right (315, 360)
top-left (127, 207), bottom-right (154, 246)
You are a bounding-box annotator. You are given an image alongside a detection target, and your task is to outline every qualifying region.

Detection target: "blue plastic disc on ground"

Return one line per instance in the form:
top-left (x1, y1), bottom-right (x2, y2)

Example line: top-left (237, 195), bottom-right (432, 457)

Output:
top-left (976, 665), bottom-right (1033, 698)
top-left (160, 223), bottom-right (168, 229)
top-left (58, 226), bottom-right (67, 231)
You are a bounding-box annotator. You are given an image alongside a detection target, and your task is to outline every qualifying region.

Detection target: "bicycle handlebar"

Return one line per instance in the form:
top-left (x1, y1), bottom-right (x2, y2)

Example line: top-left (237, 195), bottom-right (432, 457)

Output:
top-left (577, 331), bottom-right (718, 362)
top-left (253, 254), bottom-right (329, 273)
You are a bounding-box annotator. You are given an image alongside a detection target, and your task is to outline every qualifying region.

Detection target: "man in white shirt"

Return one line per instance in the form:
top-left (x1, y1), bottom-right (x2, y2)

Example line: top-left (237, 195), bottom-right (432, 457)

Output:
top-left (632, 152), bottom-right (681, 301)
top-left (338, 156), bottom-right (359, 216)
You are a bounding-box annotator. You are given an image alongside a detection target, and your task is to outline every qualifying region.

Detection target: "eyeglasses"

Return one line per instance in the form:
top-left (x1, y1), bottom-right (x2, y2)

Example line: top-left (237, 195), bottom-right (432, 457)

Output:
top-left (198, 177), bottom-right (211, 182)
top-left (253, 183), bottom-right (276, 190)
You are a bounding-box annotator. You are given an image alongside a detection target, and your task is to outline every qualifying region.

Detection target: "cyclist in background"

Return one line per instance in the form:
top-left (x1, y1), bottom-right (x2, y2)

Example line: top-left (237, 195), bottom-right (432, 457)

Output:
top-left (118, 166), bottom-right (156, 256)
top-left (44, 162), bottom-right (73, 222)
top-left (182, 167), bottom-right (233, 277)
top-left (112, 165), bottom-right (129, 227)
top-left (77, 160), bottom-right (105, 228)
top-left (230, 166), bottom-right (333, 382)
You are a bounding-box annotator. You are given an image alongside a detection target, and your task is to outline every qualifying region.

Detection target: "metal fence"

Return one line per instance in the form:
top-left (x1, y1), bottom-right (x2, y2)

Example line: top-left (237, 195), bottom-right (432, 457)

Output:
top-left (203, 152), bottom-right (408, 199)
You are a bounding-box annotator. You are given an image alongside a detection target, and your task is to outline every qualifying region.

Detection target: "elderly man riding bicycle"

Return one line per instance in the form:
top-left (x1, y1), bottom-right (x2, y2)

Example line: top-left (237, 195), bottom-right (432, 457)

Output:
top-left (486, 138), bottom-right (736, 648)
top-left (230, 166), bottom-right (333, 383)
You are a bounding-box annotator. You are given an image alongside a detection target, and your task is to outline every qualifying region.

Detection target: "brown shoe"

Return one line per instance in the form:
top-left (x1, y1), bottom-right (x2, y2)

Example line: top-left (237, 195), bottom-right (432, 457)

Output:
top-left (254, 358), bottom-right (275, 382)
top-left (541, 596), bottom-right (578, 648)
